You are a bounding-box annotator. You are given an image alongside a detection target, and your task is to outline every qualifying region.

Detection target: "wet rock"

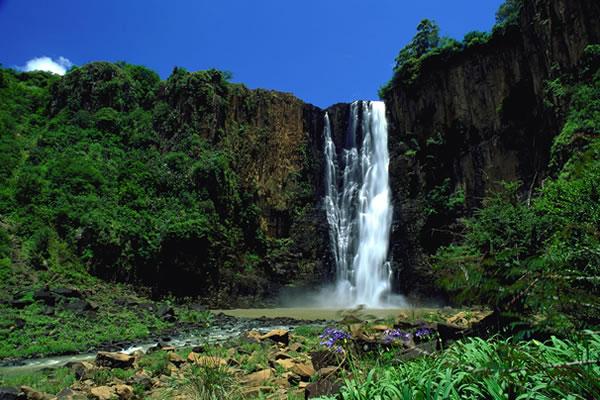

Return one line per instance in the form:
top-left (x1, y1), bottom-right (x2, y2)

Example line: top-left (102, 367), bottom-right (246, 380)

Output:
top-left (20, 386), bottom-right (52, 400)
top-left (191, 345), bottom-right (205, 353)
top-left (95, 352), bottom-right (135, 369)
top-left (88, 386), bottom-right (115, 400)
top-left (304, 376), bottom-right (342, 399)
top-left (65, 361), bottom-right (96, 380)
top-left (114, 385), bottom-right (133, 400)
top-left (156, 304), bottom-right (176, 322)
top-left (0, 387), bottom-right (24, 400)
top-left (260, 329), bottom-right (289, 345)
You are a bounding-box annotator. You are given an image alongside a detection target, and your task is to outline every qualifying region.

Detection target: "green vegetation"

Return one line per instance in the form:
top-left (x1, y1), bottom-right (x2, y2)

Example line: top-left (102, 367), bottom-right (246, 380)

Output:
top-left (0, 58), bottom-right (315, 312)
top-left (320, 331), bottom-right (600, 400)
top-left (432, 45), bottom-right (600, 333)
top-left (0, 367), bottom-right (76, 395)
top-left (380, 0), bottom-right (523, 97)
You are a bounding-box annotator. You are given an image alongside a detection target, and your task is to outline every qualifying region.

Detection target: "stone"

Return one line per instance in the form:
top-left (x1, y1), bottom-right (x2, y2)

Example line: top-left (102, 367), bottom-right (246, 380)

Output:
top-left (20, 386), bottom-right (52, 400)
top-left (167, 352), bottom-right (185, 367)
top-left (10, 298), bottom-right (33, 309)
top-left (156, 304), bottom-right (176, 322)
top-left (260, 329), bottom-right (289, 345)
top-left (371, 324), bottom-right (391, 332)
top-left (128, 372), bottom-right (152, 390)
top-left (63, 299), bottom-right (97, 313)
top-left (95, 352), bottom-right (135, 369)
top-left (33, 289), bottom-right (57, 306)
top-left (191, 345), bottom-right (205, 353)
top-left (65, 360), bottom-right (96, 380)
top-left (88, 386), bottom-right (115, 400)
top-left (52, 287), bottom-right (83, 298)
top-left (114, 385), bottom-right (133, 400)
top-left (0, 387), bottom-right (23, 400)
top-left (245, 330), bottom-right (262, 343)
top-left (240, 368), bottom-right (273, 385)
top-left (310, 351), bottom-right (340, 371)
top-left (304, 376), bottom-right (342, 399)
top-left (292, 362), bottom-right (315, 380)
top-left (274, 358), bottom-right (295, 370)
top-left (288, 342), bottom-right (303, 352)
top-left (436, 322), bottom-right (464, 342)
top-left (317, 366), bottom-right (338, 377)
top-left (55, 388), bottom-right (87, 400)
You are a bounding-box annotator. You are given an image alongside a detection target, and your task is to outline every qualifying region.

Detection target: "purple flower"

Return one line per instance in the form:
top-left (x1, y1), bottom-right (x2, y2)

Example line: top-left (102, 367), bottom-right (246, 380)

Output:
top-left (415, 327), bottom-right (433, 338)
top-left (320, 327), bottom-right (350, 352)
top-left (383, 329), bottom-right (411, 343)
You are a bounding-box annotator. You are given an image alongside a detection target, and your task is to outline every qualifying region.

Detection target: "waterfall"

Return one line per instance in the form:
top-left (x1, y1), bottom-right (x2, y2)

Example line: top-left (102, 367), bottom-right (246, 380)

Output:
top-left (323, 101), bottom-right (393, 308)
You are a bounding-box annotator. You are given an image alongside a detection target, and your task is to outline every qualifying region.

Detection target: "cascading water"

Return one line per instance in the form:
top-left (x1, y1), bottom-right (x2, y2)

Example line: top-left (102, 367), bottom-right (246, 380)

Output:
top-left (323, 101), bottom-right (393, 308)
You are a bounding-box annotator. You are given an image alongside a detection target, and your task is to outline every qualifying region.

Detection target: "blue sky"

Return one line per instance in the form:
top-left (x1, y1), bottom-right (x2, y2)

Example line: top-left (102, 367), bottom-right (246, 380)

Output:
top-left (0, 0), bottom-right (504, 107)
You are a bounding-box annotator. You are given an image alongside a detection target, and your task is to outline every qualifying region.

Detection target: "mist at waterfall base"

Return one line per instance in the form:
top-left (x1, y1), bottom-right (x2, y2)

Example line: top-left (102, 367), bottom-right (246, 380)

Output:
top-left (281, 101), bottom-right (410, 309)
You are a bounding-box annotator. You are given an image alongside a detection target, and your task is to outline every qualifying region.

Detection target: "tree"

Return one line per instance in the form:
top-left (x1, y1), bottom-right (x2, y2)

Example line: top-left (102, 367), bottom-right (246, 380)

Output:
top-left (394, 19), bottom-right (441, 71)
top-left (495, 0), bottom-right (523, 27)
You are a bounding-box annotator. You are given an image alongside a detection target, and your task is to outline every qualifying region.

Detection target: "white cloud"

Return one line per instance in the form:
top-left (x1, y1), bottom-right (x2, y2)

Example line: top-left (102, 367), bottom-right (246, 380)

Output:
top-left (21, 56), bottom-right (73, 75)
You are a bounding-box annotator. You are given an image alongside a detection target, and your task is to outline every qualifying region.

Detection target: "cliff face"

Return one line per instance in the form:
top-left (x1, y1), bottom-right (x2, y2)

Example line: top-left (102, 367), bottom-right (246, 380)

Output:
top-left (382, 0), bottom-right (600, 296)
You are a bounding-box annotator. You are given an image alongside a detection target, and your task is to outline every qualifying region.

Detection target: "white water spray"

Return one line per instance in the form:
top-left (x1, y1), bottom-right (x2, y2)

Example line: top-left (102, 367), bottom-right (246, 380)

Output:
top-left (323, 101), bottom-right (393, 307)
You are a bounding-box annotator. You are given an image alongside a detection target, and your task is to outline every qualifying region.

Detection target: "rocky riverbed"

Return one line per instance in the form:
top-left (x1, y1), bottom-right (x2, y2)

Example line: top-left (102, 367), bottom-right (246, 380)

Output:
top-left (0, 308), bottom-right (490, 399)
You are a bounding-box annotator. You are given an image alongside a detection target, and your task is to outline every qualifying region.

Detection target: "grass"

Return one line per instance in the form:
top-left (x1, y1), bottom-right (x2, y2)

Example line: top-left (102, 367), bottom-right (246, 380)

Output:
top-left (317, 331), bottom-right (600, 400)
top-left (0, 367), bottom-right (76, 395)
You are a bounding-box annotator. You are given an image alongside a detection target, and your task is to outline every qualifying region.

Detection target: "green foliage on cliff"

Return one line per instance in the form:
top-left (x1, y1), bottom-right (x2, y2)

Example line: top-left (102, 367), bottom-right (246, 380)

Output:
top-left (433, 47), bottom-right (600, 333)
top-left (0, 62), bottom-right (314, 304)
top-left (380, 0), bottom-right (522, 97)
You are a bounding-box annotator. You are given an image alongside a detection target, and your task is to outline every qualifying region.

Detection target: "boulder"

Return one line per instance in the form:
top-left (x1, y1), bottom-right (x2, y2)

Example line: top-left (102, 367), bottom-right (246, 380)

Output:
top-left (52, 287), bottom-right (83, 298)
top-left (167, 352), bottom-right (185, 367)
top-left (304, 376), bottom-right (342, 399)
top-left (33, 289), bottom-right (57, 306)
top-left (128, 372), bottom-right (152, 390)
top-left (288, 342), bottom-right (303, 352)
top-left (156, 304), bottom-right (176, 322)
top-left (88, 386), bottom-right (115, 400)
top-left (260, 329), bottom-right (289, 345)
top-left (292, 363), bottom-right (315, 381)
top-left (19, 386), bottom-right (52, 400)
top-left (310, 351), bottom-right (340, 371)
top-left (114, 385), bottom-right (133, 400)
top-left (240, 369), bottom-right (273, 385)
top-left (0, 387), bottom-right (24, 400)
top-left (65, 360), bottom-right (96, 380)
top-left (274, 358), bottom-right (295, 370)
top-left (10, 298), bottom-right (33, 309)
top-left (55, 388), bottom-right (86, 400)
top-left (95, 352), bottom-right (135, 369)
top-left (63, 299), bottom-right (97, 313)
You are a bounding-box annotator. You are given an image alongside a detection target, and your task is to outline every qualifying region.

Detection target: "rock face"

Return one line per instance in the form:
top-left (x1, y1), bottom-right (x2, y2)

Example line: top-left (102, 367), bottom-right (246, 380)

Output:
top-left (381, 0), bottom-right (600, 295)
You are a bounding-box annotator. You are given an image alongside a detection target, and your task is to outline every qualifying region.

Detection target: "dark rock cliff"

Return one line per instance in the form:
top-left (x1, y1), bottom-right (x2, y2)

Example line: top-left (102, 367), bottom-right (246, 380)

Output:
top-left (382, 0), bottom-right (600, 297)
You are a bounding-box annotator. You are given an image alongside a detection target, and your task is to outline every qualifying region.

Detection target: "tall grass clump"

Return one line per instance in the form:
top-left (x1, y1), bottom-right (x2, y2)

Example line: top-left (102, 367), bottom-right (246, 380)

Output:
top-left (319, 331), bottom-right (600, 400)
